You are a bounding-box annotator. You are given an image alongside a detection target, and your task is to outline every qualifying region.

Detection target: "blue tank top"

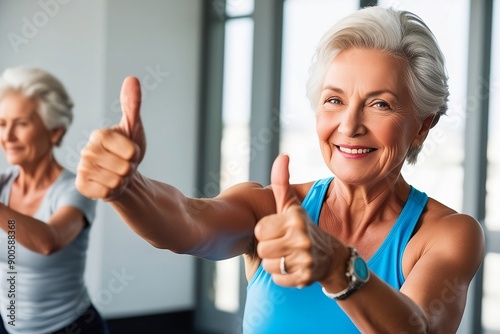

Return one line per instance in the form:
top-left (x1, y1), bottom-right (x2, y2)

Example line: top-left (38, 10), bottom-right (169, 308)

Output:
top-left (243, 177), bottom-right (428, 333)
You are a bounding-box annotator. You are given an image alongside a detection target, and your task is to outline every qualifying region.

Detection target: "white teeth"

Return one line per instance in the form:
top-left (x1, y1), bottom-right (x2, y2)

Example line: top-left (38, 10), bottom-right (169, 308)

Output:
top-left (339, 146), bottom-right (373, 154)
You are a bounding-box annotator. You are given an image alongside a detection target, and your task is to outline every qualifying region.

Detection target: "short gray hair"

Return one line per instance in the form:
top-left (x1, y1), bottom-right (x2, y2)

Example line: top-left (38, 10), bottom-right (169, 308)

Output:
top-left (0, 66), bottom-right (73, 146)
top-left (306, 6), bottom-right (449, 164)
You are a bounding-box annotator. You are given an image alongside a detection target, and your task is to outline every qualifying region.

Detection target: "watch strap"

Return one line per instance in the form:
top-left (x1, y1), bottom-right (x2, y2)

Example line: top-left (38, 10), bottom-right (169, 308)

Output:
top-left (322, 247), bottom-right (369, 301)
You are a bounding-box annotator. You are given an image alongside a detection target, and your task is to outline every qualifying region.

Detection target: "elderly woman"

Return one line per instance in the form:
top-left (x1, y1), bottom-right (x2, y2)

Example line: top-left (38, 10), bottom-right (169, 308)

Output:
top-left (76, 6), bottom-right (484, 334)
top-left (0, 67), bottom-right (107, 333)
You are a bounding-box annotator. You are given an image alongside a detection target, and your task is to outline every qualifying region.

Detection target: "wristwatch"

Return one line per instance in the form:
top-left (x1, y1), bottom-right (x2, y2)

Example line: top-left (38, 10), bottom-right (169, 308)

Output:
top-left (322, 247), bottom-right (370, 300)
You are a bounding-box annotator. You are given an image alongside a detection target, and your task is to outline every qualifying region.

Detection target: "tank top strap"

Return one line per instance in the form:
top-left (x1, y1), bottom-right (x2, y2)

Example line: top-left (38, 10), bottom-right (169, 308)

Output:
top-left (301, 177), bottom-right (334, 226)
top-left (398, 186), bottom-right (428, 247)
top-left (367, 186), bottom-right (429, 286)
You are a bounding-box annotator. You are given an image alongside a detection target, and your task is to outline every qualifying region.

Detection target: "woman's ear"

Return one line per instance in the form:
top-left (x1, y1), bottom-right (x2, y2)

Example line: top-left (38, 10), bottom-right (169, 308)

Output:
top-left (411, 114), bottom-right (435, 148)
top-left (50, 128), bottom-right (65, 146)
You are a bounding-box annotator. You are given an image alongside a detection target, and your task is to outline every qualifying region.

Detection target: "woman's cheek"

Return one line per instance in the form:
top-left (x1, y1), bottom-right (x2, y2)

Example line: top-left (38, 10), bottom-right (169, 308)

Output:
top-left (315, 111), bottom-right (337, 141)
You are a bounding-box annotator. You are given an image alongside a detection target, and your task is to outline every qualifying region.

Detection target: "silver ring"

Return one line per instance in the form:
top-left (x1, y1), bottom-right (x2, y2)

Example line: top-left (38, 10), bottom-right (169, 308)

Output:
top-left (280, 256), bottom-right (287, 275)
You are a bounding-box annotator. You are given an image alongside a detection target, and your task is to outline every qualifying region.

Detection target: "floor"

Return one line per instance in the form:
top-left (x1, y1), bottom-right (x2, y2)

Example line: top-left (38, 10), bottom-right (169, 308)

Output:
top-left (106, 310), bottom-right (213, 334)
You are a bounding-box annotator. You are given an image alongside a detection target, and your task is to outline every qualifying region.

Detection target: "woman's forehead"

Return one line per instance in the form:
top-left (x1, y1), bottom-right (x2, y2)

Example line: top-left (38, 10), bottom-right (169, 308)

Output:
top-left (323, 48), bottom-right (408, 95)
top-left (0, 92), bottom-right (38, 117)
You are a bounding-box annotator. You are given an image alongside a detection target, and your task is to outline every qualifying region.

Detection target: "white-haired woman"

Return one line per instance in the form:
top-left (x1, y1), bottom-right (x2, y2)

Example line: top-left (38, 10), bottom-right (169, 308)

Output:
top-left (0, 67), bottom-right (107, 333)
top-left (76, 6), bottom-right (484, 333)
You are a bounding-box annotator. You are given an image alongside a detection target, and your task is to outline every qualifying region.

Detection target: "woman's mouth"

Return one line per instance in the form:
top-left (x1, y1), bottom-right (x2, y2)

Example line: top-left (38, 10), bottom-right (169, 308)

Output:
top-left (338, 146), bottom-right (375, 154)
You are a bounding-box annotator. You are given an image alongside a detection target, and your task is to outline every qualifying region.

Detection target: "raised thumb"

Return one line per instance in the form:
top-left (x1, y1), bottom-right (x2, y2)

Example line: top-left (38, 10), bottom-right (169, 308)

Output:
top-left (271, 154), bottom-right (299, 213)
top-left (119, 76), bottom-right (142, 137)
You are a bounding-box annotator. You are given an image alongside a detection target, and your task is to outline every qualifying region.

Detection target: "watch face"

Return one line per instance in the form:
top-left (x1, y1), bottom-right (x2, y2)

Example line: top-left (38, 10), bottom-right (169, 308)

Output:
top-left (353, 257), bottom-right (369, 281)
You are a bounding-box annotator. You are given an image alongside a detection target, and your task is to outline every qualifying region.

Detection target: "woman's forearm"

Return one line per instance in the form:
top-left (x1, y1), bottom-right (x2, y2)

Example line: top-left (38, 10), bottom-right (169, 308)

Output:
top-left (110, 172), bottom-right (198, 252)
top-left (331, 275), bottom-right (431, 333)
top-left (0, 204), bottom-right (67, 255)
top-left (110, 172), bottom-right (258, 260)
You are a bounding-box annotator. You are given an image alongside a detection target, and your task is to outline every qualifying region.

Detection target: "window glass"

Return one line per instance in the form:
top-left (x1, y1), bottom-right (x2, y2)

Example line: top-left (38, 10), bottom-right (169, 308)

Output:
top-left (215, 17), bottom-right (254, 313)
top-left (226, 0), bottom-right (254, 17)
top-left (280, 0), bottom-right (359, 184)
top-left (220, 18), bottom-right (253, 191)
top-left (483, 0), bottom-right (500, 331)
top-left (486, 0), bottom-right (500, 233)
top-left (482, 253), bottom-right (500, 331)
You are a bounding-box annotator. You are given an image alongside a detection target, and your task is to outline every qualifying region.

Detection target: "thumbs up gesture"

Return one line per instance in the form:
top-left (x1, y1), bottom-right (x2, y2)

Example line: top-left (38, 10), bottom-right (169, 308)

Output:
top-left (117, 77), bottom-right (146, 161)
top-left (255, 155), bottom-right (340, 288)
top-left (76, 77), bottom-right (146, 200)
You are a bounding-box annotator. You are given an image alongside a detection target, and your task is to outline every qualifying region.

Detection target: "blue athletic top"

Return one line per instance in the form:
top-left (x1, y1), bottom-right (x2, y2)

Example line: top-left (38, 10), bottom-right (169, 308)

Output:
top-left (243, 177), bottom-right (428, 334)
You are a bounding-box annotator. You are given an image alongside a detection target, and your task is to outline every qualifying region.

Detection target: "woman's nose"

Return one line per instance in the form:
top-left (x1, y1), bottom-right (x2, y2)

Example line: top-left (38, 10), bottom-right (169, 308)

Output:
top-left (338, 105), bottom-right (366, 138)
top-left (1, 125), bottom-right (16, 142)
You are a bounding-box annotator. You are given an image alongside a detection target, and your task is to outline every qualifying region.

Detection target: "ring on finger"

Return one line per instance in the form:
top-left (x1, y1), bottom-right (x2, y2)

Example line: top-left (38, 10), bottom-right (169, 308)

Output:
top-left (280, 256), bottom-right (287, 275)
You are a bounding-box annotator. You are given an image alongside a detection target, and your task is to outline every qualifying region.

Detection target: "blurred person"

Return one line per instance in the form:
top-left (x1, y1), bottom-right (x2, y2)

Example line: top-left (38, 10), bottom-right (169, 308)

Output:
top-left (76, 6), bottom-right (484, 333)
top-left (0, 67), bottom-right (108, 334)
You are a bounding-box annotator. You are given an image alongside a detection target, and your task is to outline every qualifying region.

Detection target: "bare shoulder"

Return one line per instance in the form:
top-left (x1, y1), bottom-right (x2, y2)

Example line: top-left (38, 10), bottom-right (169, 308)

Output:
top-left (422, 198), bottom-right (484, 244)
top-left (405, 197), bottom-right (485, 277)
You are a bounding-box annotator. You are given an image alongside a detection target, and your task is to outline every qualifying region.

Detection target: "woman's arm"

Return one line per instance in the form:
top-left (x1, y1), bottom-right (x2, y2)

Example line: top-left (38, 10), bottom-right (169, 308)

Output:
top-left (0, 204), bottom-right (85, 255)
top-left (328, 213), bottom-right (484, 333)
top-left (76, 77), bottom-right (276, 260)
top-left (110, 173), bottom-right (274, 260)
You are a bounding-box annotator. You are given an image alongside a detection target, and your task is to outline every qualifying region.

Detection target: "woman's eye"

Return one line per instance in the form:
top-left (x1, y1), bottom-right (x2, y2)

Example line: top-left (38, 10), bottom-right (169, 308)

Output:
top-left (373, 101), bottom-right (391, 109)
top-left (326, 98), bottom-right (342, 105)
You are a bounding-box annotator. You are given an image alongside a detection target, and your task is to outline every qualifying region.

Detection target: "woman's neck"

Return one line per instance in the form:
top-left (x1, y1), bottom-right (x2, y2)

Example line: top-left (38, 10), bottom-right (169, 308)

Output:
top-left (15, 155), bottom-right (63, 194)
top-left (323, 176), bottom-right (411, 229)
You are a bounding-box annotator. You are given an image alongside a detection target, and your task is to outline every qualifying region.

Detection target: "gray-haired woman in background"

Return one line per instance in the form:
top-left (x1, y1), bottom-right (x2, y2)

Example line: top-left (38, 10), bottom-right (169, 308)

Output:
top-left (0, 67), bottom-right (107, 333)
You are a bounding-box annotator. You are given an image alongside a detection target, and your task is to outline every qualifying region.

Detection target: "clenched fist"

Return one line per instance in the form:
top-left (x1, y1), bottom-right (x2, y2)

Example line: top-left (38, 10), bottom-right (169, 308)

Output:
top-left (255, 154), bottom-right (343, 288)
top-left (76, 77), bottom-right (146, 201)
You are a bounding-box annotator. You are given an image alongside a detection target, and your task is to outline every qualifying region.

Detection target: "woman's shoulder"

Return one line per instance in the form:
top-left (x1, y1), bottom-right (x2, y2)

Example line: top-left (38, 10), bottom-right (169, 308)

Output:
top-left (419, 197), bottom-right (481, 232)
top-left (404, 195), bottom-right (485, 278)
top-left (0, 166), bottom-right (19, 187)
top-left (0, 165), bottom-right (19, 178)
top-left (423, 197), bottom-right (478, 226)
top-left (416, 196), bottom-right (484, 256)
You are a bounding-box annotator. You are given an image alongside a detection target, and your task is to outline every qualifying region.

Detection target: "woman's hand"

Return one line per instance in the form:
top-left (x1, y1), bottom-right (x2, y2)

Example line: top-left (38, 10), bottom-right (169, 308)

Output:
top-left (255, 154), bottom-right (345, 288)
top-left (76, 77), bottom-right (146, 201)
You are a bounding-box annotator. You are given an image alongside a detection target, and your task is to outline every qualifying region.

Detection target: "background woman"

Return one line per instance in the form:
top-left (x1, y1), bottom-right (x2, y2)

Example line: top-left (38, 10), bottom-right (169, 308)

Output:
top-left (0, 67), bottom-right (107, 333)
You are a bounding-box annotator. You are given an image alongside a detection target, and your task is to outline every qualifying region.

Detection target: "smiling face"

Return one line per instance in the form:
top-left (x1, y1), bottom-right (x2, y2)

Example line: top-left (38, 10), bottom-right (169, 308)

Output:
top-left (316, 48), bottom-right (430, 185)
top-left (0, 92), bottom-right (60, 168)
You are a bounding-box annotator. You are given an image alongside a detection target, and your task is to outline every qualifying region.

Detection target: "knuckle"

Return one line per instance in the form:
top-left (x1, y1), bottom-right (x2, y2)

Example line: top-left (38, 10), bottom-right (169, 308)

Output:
top-left (261, 259), bottom-right (272, 272)
top-left (302, 256), bottom-right (314, 269)
top-left (89, 129), bottom-right (106, 143)
top-left (78, 150), bottom-right (95, 165)
top-left (256, 242), bottom-right (266, 257)
top-left (108, 176), bottom-right (124, 190)
top-left (116, 161), bottom-right (132, 176)
top-left (125, 144), bottom-right (138, 160)
top-left (295, 234), bottom-right (312, 250)
top-left (75, 177), bottom-right (86, 194)
top-left (288, 214), bottom-right (303, 228)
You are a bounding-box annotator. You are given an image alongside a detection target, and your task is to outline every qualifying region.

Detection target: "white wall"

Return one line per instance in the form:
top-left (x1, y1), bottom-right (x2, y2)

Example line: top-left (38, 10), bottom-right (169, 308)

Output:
top-left (0, 0), bottom-right (201, 318)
